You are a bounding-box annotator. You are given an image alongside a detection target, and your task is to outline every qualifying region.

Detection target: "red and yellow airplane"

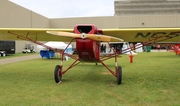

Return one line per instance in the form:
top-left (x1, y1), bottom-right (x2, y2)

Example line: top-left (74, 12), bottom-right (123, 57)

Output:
top-left (0, 24), bottom-right (180, 85)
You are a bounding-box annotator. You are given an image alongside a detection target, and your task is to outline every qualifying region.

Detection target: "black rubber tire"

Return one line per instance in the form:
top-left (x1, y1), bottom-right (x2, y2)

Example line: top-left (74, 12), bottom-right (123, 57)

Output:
top-left (2, 53), bottom-right (6, 57)
top-left (54, 65), bottom-right (62, 83)
top-left (117, 66), bottom-right (122, 85)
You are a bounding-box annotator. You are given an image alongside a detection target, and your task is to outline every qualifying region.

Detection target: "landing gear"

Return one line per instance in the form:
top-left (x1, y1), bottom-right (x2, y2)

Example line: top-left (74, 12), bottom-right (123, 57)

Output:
top-left (54, 65), bottom-right (62, 83)
top-left (117, 66), bottom-right (122, 85)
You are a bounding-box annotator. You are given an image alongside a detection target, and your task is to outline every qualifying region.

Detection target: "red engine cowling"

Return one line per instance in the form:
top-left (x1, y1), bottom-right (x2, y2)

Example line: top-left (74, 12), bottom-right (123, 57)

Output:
top-left (76, 39), bottom-right (100, 62)
top-left (74, 24), bottom-right (97, 34)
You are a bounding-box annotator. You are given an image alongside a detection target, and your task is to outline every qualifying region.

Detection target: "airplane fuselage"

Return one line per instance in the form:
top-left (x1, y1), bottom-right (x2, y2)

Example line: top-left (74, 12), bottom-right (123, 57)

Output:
top-left (76, 39), bottom-right (100, 62)
top-left (74, 24), bottom-right (101, 62)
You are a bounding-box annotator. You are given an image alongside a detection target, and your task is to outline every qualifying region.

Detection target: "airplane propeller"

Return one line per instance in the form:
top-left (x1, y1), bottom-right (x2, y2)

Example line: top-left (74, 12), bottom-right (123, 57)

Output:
top-left (46, 31), bottom-right (124, 42)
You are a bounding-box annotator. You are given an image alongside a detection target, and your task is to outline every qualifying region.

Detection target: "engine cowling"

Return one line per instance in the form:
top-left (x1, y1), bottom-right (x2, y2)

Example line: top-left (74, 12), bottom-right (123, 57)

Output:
top-left (76, 39), bottom-right (100, 62)
top-left (74, 24), bottom-right (101, 62)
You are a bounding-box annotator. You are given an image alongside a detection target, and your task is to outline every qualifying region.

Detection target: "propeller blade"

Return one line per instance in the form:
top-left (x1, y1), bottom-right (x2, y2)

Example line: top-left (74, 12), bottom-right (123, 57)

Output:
top-left (86, 34), bottom-right (124, 42)
top-left (47, 31), bottom-right (124, 42)
top-left (46, 31), bottom-right (81, 38)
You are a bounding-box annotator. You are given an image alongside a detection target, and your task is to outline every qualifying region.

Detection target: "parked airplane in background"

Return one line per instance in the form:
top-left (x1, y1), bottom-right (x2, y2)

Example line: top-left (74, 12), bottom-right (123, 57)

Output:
top-left (0, 24), bottom-right (180, 85)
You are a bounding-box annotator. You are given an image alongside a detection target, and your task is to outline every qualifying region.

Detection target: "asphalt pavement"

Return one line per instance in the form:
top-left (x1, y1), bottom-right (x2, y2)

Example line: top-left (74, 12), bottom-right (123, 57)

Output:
top-left (0, 54), bottom-right (40, 65)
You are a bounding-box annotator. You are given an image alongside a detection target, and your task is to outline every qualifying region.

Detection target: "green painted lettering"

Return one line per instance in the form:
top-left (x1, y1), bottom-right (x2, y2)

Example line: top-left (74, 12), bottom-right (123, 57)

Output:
top-left (135, 32), bottom-right (151, 38)
top-left (151, 32), bottom-right (166, 38)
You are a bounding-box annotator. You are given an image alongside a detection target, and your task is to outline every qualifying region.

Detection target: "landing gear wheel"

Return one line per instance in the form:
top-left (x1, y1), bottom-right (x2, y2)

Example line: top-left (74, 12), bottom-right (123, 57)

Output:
top-left (54, 65), bottom-right (62, 83)
top-left (117, 66), bottom-right (122, 85)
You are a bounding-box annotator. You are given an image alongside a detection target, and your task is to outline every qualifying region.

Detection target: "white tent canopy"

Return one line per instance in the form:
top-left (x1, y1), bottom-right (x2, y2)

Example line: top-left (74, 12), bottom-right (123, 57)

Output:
top-left (37, 42), bottom-right (72, 50)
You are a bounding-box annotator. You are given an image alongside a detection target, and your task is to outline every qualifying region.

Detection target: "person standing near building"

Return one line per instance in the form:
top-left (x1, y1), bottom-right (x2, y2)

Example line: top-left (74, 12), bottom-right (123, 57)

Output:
top-left (104, 44), bottom-right (106, 53)
top-left (101, 44), bottom-right (104, 53)
top-left (157, 45), bottom-right (161, 51)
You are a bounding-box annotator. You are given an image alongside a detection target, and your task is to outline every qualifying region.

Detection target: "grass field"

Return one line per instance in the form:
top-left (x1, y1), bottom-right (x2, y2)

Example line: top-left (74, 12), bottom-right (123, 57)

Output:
top-left (0, 52), bottom-right (179, 106)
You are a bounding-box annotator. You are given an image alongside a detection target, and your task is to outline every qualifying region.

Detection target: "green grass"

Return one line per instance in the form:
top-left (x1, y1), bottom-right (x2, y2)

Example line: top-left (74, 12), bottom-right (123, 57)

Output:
top-left (0, 52), bottom-right (179, 106)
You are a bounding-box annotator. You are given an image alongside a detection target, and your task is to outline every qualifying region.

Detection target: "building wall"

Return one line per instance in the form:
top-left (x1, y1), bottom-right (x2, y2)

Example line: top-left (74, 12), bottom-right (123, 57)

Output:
top-left (0, 0), bottom-right (31, 28)
top-left (50, 16), bottom-right (120, 28)
top-left (50, 15), bottom-right (180, 28)
top-left (0, 0), bottom-right (49, 53)
top-left (114, 0), bottom-right (180, 15)
top-left (116, 15), bottom-right (180, 28)
top-left (31, 12), bottom-right (49, 28)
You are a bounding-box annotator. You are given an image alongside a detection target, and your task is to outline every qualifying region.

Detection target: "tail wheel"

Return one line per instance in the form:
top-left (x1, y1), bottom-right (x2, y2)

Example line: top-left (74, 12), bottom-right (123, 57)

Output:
top-left (54, 65), bottom-right (62, 83)
top-left (117, 66), bottom-right (122, 85)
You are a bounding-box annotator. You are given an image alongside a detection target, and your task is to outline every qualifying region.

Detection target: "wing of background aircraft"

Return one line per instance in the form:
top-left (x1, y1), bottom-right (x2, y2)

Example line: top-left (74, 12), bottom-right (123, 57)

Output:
top-left (0, 27), bottom-right (180, 42)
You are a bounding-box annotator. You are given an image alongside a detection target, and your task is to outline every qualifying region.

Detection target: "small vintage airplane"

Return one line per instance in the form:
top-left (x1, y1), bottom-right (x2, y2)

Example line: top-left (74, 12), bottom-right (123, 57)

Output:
top-left (0, 24), bottom-right (180, 85)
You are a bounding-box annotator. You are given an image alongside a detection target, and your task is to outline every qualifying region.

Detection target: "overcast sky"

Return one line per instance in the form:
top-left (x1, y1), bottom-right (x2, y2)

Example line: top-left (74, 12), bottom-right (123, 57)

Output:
top-left (9, 0), bottom-right (115, 18)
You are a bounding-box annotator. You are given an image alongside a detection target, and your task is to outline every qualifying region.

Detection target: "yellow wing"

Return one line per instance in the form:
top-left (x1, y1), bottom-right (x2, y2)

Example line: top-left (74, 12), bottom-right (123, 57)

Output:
top-left (0, 28), bottom-right (74, 41)
top-left (0, 27), bottom-right (180, 42)
top-left (102, 28), bottom-right (180, 42)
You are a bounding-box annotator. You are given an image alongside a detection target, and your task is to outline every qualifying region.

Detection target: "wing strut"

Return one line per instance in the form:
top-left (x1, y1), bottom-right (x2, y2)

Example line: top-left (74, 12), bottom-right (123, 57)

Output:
top-left (7, 31), bottom-right (78, 60)
top-left (120, 32), bottom-right (180, 54)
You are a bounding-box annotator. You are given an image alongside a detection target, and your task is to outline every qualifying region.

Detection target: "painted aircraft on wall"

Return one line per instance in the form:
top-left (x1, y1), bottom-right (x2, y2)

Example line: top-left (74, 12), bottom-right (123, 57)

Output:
top-left (0, 24), bottom-right (180, 85)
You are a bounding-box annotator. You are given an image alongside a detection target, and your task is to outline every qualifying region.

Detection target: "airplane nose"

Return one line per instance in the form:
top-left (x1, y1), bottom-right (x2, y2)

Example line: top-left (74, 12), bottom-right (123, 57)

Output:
top-left (81, 33), bottom-right (86, 39)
